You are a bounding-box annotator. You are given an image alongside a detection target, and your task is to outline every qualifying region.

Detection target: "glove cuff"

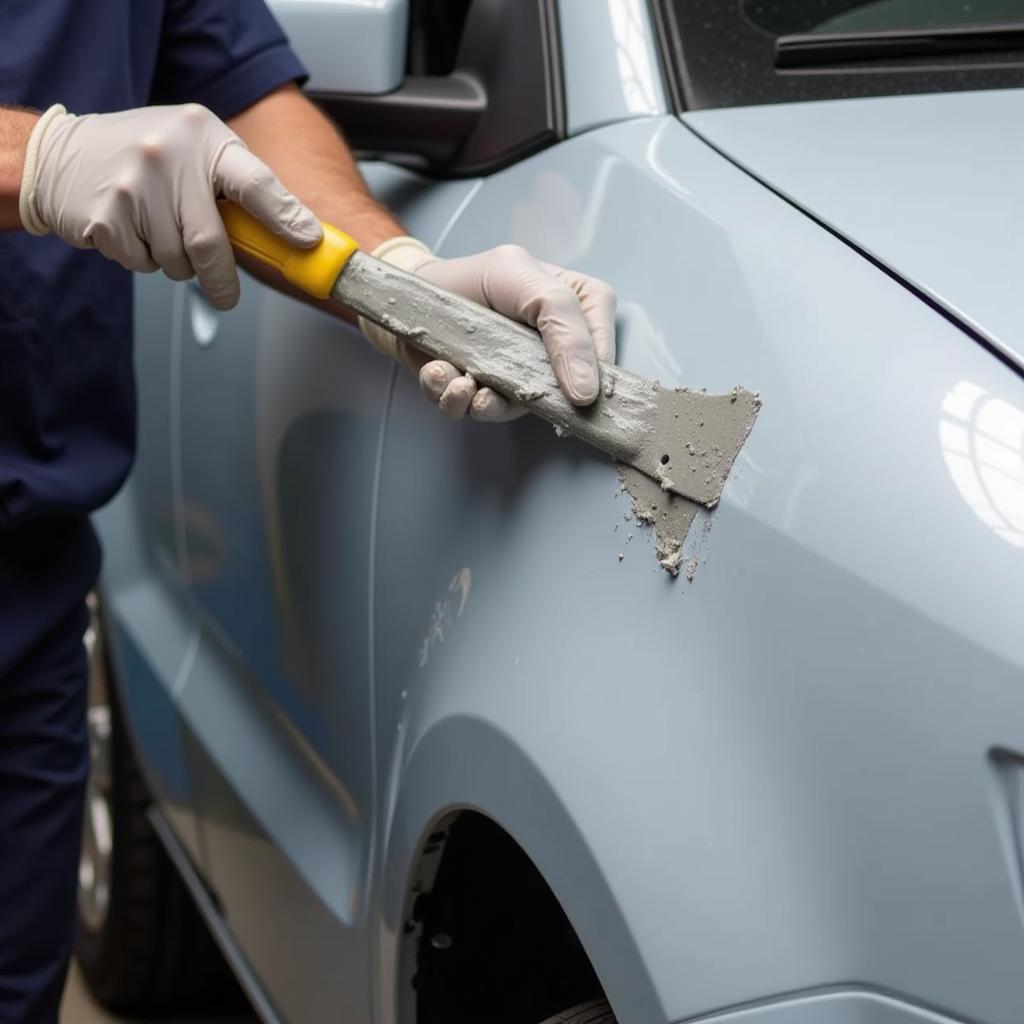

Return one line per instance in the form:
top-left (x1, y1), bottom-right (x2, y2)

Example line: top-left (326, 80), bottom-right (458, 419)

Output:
top-left (358, 236), bottom-right (433, 372)
top-left (368, 234), bottom-right (433, 272)
top-left (19, 103), bottom-right (67, 236)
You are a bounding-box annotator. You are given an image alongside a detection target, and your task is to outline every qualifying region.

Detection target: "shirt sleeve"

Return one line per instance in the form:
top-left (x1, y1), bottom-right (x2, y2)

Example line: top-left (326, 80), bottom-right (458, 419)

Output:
top-left (150, 0), bottom-right (308, 120)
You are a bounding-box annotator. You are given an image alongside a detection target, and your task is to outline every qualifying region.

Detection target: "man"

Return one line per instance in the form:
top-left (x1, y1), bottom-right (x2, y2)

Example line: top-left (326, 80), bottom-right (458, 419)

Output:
top-left (0, 2), bottom-right (616, 1020)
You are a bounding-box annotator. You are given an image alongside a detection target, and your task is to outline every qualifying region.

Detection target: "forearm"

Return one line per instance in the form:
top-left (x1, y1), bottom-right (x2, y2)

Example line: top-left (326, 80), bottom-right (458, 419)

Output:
top-left (0, 107), bottom-right (39, 230)
top-left (228, 84), bottom-right (404, 320)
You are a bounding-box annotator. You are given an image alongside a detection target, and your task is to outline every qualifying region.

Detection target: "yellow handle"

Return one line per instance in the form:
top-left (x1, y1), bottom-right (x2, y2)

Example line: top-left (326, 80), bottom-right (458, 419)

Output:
top-left (219, 201), bottom-right (359, 300)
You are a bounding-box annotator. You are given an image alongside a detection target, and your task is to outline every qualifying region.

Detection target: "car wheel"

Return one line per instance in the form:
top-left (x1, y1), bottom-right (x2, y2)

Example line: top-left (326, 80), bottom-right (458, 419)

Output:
top-left (539, 1000), bottom-right (617, 1024)
top-left (74, 594), bottom-right (232, 1012)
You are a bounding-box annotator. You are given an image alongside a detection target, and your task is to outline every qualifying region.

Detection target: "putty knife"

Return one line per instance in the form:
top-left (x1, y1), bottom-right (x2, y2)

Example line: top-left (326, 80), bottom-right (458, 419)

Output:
top-left (221, 203), bottom-right (759, 508)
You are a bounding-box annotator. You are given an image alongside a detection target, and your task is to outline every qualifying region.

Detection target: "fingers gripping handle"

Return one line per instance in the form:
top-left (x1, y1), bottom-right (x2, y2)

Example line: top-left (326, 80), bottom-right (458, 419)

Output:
top-left (219, 201), bottom-right (358, 300)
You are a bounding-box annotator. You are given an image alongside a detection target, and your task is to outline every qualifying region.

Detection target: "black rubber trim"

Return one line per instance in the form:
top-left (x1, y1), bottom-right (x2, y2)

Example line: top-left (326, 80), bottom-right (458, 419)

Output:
top-left (645, 0), bottom-right (686, 112)
top-left (680, 118), bottom-right (1024, 384)
top-left (147, 808), bottom-right (284, 1024)
top-left (777, 24), bottom-right (1024, 68)
top-left (541, 0), bottom-right (567, 142)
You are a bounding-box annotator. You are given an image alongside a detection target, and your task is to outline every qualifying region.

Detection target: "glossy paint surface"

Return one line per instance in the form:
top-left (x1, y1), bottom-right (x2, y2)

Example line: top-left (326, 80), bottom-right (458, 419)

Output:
top-left (171, 166), bottom-right (474, 1023)
top-left (266, 0), bottom-right (408, 94)
top-left (99, 12), bottom-right (1024, 1024)
top-left (369, 116), bottom-right (1024, 1024)
top-left (558, 0), bottom-right (665, 133)
top-left (684, 89), bottom-right (1024, 371)
top-left (97, 272), bottom-right (204, 861)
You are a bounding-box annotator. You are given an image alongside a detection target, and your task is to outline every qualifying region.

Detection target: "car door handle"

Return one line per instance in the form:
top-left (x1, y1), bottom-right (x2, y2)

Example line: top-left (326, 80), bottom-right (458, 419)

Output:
top-left (187, 283), bottom-right (220, 348)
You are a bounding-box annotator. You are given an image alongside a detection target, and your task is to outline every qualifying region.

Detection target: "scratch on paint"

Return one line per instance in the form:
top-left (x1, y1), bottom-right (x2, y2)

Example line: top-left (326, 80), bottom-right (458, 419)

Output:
top-left (418, 568), bottom-right (472, 668)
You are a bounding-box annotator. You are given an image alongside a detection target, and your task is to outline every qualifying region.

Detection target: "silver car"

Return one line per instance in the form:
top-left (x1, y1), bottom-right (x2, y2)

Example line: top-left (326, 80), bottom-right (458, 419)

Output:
top-left (76, 1), bottom-right (1024, 1022)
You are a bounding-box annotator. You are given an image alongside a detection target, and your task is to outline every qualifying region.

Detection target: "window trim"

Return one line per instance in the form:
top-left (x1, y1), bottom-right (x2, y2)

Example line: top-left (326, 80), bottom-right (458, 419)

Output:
top-left (648, 0), bottom-right (1024, 111)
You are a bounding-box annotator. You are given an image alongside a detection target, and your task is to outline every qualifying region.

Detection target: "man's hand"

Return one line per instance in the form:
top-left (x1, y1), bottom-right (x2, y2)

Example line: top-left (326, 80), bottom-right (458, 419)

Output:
top-left (19, 103), bottom-right (321, 309)
top-left (227, 84), bottom-right (618, 418)
top-left (359, 237), bottom-right (617, 420)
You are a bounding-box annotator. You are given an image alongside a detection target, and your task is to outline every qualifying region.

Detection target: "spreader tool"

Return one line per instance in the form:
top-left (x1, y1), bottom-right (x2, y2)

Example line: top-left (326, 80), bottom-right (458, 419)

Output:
top-left (221, 203), bottom-right (759, 508)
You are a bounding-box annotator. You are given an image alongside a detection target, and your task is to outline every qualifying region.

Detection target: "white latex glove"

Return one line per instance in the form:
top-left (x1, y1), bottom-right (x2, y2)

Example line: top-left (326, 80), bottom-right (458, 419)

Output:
top-left (19, 103), bottom-right (322, 310)
top-left (359, 237), bottom-right (617, 421)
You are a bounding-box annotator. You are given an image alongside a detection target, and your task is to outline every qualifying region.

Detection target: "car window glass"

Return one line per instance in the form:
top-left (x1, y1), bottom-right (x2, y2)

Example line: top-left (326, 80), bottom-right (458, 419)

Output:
top-left (407, 0), bottom-right (472, 75)
top-left (657, 0), bottom-right (1024, 110)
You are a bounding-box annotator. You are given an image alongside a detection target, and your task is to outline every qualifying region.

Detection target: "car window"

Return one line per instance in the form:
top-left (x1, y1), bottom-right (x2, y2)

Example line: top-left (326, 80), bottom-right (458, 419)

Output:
top-left (655, 0), bottom-right (1024, 110)
top-left (406, 0), bottom-right (472, 76)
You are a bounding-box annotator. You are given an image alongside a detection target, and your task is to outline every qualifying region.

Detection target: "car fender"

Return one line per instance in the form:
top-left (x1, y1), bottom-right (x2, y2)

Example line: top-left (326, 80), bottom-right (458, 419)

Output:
top-left (370, 117), bottom-right (1024, 1024)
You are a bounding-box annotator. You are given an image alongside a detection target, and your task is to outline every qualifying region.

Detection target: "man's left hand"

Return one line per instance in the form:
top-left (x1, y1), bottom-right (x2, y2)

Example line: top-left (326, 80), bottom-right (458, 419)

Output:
top-left (359, 238), bottom-right (617, 421)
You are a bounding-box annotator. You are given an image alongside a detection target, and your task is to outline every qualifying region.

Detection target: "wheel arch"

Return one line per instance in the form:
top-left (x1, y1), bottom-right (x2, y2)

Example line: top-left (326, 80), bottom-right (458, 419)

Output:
top-left (376, 714), bottom-right (663, 1024)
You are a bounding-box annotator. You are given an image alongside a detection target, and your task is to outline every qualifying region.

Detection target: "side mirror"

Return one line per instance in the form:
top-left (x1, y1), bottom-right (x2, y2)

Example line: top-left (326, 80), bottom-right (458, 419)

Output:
top-left (287, 0), bottom-right (562, 177)
top-left (266, 0), bottom-right (409, 94)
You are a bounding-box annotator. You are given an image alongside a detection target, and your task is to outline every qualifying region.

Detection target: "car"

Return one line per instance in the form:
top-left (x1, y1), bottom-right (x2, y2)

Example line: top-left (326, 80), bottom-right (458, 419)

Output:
top-left (76, 1), bottom-right (1024, 1022)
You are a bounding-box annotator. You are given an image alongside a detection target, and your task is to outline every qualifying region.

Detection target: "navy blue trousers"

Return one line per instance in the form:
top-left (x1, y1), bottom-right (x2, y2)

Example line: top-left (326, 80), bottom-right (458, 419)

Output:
top-left (0, 518), bottom-right (98, 1023)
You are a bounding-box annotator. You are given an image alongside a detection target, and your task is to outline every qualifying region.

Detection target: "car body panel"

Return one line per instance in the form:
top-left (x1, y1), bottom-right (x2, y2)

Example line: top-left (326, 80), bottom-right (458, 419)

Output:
top-left (369, 115), bottom-right (1024, 1024)
top-left (683, 89), bottom-right (1024, 372)
top-left (558, 0), bottom-right (665, 134)
top-left (162, 166), bottom-right (478, 1023)
top-left (98, 12), bottom-right (1024, 1024)
top-left (676, 989), bottom-right (984, 1023)
top-left (96, 272), bottom-right (204, 862)
top-left (265, 0), bottom-right (409, 95)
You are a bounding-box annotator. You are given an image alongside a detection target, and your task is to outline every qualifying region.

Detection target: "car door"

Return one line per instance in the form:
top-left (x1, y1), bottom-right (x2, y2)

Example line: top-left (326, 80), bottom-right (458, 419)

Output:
top-left (171, 174), bottom-right (477, 1023)
top-left (171, 41), bottom-right (481, 1024)
top-left (169, 0), bottom-right (575, 1018)
top-left (174, 256), bottom-right (384, 1016)
top-left (93, 270), bottom-right (205, 863)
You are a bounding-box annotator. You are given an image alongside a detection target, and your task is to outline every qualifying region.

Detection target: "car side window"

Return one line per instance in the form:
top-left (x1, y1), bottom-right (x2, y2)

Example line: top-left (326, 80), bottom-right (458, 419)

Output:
top-left (654, 0), bottom-right (1024, 110)
top-left (406, 0), bottom-right (473, 76)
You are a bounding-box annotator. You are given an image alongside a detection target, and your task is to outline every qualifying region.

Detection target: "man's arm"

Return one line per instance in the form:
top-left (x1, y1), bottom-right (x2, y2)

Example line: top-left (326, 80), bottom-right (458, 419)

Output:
top-left (0, 108), bottom-right (38, 230)
top-left (14, 100), bottom-right (322, 307)
top-left (226, 84), bottom-right (616, 416)
top-left (226, 84), bottom-right (403, 325)
top-left (228, 84), bottom-right (400, 252)
top-left (11, 88), bottom-right (614, 417)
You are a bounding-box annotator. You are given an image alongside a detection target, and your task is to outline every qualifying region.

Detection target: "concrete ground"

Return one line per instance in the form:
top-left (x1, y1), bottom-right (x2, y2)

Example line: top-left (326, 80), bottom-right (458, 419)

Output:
top-left (61, 962), bottom-right (256, 1024)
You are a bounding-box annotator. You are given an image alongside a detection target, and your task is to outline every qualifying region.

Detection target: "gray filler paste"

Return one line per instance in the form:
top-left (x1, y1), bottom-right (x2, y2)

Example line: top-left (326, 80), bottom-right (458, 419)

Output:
top-left (618, 385), bottom-right (761, 577)
top-left (337, 252), bottom-right (762, 574)
top-left (617, 464), bottom-right (699, 577)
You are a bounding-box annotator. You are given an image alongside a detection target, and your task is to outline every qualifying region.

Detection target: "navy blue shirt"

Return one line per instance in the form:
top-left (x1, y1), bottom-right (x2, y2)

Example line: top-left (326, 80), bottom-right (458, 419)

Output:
top-left (0, 1), bottom-right (306, 530)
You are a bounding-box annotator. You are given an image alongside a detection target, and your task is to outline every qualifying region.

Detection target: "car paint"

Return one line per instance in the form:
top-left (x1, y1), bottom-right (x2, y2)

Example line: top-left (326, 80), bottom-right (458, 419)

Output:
top-left (265, 0), bottom-right (409, 95)
top-left (100, 269), bottom-right (205, 860)
top-left (97, 7), bottom-right (1024, 1024)
top-left (171, 167), bottom-right (478, 1022)
top-left (684, 89), bottom-right (1024, 372)
top-left (558, 0), bottom-right (665, 134)
top-left (367, 114), bottom-right (1024, 1024)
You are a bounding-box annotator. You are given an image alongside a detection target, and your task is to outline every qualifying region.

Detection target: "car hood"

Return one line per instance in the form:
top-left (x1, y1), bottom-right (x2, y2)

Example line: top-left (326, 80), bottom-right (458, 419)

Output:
top-left (683, 89), bottom-right (1024, 373)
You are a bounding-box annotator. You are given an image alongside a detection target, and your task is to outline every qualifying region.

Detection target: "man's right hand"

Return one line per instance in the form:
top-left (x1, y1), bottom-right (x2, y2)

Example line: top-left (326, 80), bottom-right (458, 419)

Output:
top-left (19, 103), bottom-right (321, 309)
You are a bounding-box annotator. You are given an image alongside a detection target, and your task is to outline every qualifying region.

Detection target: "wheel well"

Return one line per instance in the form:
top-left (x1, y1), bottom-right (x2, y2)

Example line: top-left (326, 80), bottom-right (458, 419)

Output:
top-left (404, 811), bottom-right (604, 1024)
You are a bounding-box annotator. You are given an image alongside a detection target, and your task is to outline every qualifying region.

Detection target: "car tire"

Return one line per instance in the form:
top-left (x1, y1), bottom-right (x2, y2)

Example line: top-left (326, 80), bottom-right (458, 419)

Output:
top-left (74, 595), bottom-right (232, 1012)
top-left (539, 1000), bottom-right (617, 1024)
